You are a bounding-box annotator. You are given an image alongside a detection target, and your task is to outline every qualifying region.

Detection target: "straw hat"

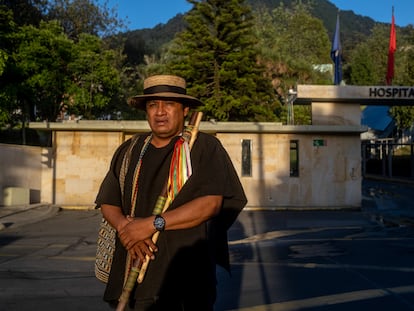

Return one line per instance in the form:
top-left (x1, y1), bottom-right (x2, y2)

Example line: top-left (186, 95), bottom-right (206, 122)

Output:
top-left (128, 75), bottom-right (203, 110)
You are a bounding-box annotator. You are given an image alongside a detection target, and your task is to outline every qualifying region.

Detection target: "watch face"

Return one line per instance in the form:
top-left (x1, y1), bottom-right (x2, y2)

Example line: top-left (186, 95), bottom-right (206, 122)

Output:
top-left (154, 215), bottom-right (165, 231)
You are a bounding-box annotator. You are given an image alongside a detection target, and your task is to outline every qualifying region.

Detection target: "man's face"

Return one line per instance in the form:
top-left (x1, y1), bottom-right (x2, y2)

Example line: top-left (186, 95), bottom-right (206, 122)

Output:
top-left (146, 100), bottom-right (189, 144)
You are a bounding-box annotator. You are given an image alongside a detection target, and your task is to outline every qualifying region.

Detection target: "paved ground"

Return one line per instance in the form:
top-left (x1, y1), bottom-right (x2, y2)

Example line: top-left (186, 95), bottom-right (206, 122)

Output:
top-left (0, 177), bottom-right (413, 310)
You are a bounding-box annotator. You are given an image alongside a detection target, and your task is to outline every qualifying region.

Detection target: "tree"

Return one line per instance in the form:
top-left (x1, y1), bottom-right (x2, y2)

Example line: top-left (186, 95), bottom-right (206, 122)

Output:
top-left (0, 5), bottom-right (16, 126)
top-left (397, 26), bottom-right (414, 86)
top-left (45, 0), bottom-right (124, 41)
top-left (253, 2), bottom-right (332, 124)
top-left (2, 0), bottom-right (45, 27)
top-left (390, 106), bottom-right (414, 136)
top-left (389, 26), bottom-right (414, 135)
top-left (66, 33), bottom-right (122, 119)
top-left (0, 8), bottom-right (127, 126)
top-left (13, 20), bottom-right (75, 121)
top-left (0, 5), bottom-right (15, 77)
top-left (167, 0), bottom-right (279, 122)
top-left (347, 43), bottom-right (378, 85)
top-left (348, 24), bottom-right (389, 85)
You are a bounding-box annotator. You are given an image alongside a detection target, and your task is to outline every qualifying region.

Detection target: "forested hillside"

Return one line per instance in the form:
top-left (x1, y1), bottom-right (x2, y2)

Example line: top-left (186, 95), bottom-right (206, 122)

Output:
top-left (121, 0), bottom-right (381, 67)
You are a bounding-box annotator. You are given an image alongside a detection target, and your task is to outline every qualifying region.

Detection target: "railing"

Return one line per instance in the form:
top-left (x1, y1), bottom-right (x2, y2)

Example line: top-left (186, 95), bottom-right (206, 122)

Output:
top-left (362, 141), bottom-right (414, 179)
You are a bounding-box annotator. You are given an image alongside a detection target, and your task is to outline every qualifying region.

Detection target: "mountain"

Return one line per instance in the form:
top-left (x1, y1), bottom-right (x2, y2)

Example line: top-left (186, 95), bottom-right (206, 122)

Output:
top-left (120, 13), bottom-right (187, 65)
top-left (246, 0), bottom-right (381, 59)
top-left (120, 0), bottom-right (388, 66)
top-left (246, 0), bottom-right (379, 35)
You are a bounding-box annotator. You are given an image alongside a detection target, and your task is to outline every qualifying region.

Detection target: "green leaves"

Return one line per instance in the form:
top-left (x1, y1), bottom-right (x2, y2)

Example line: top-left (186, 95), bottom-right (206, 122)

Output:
top-left (12, 21), bottom-right (72, 120)
top-left (1, 19), bottom-right (123, 124)
top-left (252, 2), bottom-right (332, 124)
top-left (67, 33), bottom-right (121, 118)
top-left (0, 1), bottom-right (128, 127)
top-left (168, 0), bottom-right (279, 122)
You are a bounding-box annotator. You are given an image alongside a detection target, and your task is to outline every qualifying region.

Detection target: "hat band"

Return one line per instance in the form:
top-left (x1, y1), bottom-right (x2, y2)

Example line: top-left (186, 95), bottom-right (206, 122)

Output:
top-left (144, 85), bottom-right (186, 95)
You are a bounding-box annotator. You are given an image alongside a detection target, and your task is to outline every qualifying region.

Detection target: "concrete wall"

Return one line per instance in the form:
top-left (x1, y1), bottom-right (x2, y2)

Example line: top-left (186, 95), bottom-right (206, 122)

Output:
top-left (0, 126), bottom-right (362, 209)
top-left (51, 131), bottom-right (124, 207)
top-left (0, 143), bottom-right (45, 205)
top-left (1, 85), bottom-right (371, 209)
top-left (218, 132), bottom-right (361, 208)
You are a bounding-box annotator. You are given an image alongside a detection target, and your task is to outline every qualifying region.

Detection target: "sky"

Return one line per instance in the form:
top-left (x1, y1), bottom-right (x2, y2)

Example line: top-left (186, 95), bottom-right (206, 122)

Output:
top-left (104, 0), bottom-right (413, 31)
top-left (330, 0), bottom-right (411, 27)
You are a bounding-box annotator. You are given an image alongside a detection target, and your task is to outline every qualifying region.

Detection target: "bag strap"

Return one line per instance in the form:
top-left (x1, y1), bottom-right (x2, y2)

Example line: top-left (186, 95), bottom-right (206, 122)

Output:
top-left (121, 134), bottom-right (152, 284)
top-left (119, 134), bottom-right (140, 214)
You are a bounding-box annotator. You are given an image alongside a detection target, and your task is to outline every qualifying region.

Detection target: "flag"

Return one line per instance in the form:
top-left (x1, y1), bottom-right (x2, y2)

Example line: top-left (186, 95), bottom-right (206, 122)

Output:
top-left (386, 8), bottom-right (396, 85)
top-left (331, 13), bottom-right (342, 85)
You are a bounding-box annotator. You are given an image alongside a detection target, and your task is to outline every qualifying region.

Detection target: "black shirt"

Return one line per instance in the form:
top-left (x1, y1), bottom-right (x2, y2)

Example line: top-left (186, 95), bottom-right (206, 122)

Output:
top-left (95, 132), bottom-right (247, 305)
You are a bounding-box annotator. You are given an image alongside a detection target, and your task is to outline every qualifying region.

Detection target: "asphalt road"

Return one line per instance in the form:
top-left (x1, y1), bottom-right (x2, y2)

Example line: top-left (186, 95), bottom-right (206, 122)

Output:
top-left (0, 179), bottom-right (414, 310)
top-left (218, 210), bottom-right (414, 311)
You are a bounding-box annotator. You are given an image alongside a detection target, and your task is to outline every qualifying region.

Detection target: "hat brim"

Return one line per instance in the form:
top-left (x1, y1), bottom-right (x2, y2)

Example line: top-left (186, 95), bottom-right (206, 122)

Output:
top-left (128, 92), bottom-right (203, 110)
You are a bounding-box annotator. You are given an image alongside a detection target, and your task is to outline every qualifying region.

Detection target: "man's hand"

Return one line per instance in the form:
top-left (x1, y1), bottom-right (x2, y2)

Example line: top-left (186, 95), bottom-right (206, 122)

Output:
top-left (127, 239), bottom-right (157, 262)
top-left (118, 217), bottom-right (157, 261)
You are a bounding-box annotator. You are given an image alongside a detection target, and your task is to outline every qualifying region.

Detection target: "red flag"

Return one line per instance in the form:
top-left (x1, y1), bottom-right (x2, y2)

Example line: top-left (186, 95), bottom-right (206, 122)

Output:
top-left (386, 8), bottom-right (396, 85)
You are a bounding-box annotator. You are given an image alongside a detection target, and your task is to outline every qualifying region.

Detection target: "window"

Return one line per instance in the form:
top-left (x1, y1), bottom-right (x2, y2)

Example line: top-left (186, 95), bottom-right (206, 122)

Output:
top-left (241, 139), bottom-right (252, 176)
top-left (290, 140), bottom-right (299, 177)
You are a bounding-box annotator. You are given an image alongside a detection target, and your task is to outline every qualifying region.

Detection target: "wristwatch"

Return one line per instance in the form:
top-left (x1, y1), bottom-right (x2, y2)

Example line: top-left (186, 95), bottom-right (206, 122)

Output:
top-left (153, 215), bottom-right (166, 232)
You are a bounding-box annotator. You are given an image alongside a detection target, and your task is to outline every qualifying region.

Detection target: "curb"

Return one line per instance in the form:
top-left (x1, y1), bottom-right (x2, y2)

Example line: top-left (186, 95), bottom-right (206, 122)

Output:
top-left (59, 205), bottom-right (96, 211)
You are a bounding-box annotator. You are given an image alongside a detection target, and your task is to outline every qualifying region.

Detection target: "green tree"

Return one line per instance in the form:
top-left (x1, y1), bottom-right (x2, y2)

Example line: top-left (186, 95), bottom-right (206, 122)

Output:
top-left (66, 33), bottom-right (122, 119)
top-left (348, 24), bottom-right (389, 85)
top-left (390, 106), bottom-right (414, 135)
top-left (389, 26), bottom-right (414, 135)
top-left (0, 5), bottom-right (15, 126)
top-left (167, 0), bottom-right (279, 122)
top-left (347, 43), bottom-right (378, 85)
top-left (46, 0), bottom-right (124, 41)
top-left (2, 0), bottom-right (45, 27)
top-left (0, 1), bottom-right (129, 128)
top-left (0, 49), bottom-right (6, 76)
top-left (14, 20), bottom-right (75, 121)
top-left (253, 2), bottom-right (331, 124)
top-left (396, 26), bottom-right (414, 86)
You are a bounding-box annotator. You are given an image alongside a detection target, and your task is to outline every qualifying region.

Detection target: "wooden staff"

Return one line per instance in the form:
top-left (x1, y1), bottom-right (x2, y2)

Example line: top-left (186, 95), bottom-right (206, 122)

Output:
top-left (116, 111), bottom-right (203, 311)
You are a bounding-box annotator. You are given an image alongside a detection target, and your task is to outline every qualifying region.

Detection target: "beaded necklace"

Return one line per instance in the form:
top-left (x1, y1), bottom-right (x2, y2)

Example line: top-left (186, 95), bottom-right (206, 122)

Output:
top-left (129, 134), bottom-right (152, 216)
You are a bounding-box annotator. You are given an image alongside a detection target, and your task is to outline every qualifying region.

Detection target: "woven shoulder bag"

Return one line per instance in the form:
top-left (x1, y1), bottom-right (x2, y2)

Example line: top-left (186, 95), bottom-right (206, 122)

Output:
top-left (95, 134), bottom-right (140, 283)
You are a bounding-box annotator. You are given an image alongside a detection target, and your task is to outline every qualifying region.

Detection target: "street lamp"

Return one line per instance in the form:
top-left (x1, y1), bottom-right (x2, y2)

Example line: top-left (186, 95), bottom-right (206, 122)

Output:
top-left (287, 87), bottom-right (297, 125)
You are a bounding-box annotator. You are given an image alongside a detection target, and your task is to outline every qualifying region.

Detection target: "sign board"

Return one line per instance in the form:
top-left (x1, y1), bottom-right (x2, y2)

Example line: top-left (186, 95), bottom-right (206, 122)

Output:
top-left (295, 85), bottom-right (414, 106)
top-left (313, 139), bottom-right (326, 147)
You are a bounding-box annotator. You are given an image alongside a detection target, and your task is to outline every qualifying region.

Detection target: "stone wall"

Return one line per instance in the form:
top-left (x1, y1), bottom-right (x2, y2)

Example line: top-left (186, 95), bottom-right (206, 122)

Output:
top-left (52, 131), bottom-right (124, 207)
top-left (218, 132), bottom-right (361, 208)
top-left (2, 84), bottom-right (374, 209)
top-left (0, 127), bottom-right (362, 209)
top-left (0, 143), bottom-right (44, 205)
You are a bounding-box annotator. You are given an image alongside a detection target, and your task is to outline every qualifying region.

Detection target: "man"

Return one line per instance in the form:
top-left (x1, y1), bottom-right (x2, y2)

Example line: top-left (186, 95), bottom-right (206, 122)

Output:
top-left (95, 75), bottom-right (247, 310)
